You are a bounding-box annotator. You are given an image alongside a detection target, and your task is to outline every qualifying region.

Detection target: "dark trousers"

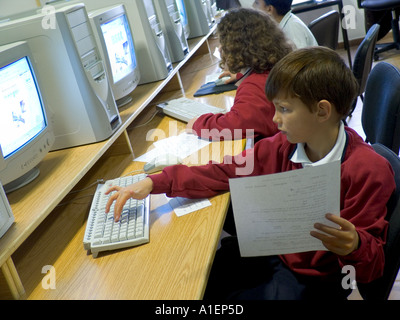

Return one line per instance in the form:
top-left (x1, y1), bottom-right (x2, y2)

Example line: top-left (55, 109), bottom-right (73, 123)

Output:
top-left (204, 236), bottom-right (351, 300)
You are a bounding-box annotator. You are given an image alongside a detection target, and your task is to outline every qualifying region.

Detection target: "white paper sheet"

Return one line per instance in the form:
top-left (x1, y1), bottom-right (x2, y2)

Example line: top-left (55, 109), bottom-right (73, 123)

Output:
top-left (134, 133), bottom-right (211, 163)
top-left (167, 197), bottom-right (212, 217)
top-left (229, 161), bottom-right (341, 257)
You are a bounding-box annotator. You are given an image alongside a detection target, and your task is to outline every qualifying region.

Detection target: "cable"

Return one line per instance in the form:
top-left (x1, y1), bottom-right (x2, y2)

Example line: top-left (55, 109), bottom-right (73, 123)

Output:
top-left (56, 194), bottom-right (95, 207)
top-left (121, 169), bottom-right (145, 177)
top-left (67, 179), bottom-right (104, 195)
top-left (129, 109), bottom-right (160, 129)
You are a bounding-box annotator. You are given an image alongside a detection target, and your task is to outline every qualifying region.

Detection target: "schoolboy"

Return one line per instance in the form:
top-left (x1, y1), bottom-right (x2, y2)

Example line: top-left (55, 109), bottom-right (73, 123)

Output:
top-left (105, 47), bottom-right (395, 299)
top-left (253, 0), bottom-right (318, 49)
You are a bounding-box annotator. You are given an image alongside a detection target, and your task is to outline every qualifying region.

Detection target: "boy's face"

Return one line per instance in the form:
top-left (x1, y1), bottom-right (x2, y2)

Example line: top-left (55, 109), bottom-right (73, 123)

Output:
top-left (272, 94), bottom-right (318, 144)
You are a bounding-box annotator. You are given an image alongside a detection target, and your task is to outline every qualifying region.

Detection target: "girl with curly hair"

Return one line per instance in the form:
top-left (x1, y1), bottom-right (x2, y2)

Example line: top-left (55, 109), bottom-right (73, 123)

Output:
top-left (187, 8), bottom-right (293, 141)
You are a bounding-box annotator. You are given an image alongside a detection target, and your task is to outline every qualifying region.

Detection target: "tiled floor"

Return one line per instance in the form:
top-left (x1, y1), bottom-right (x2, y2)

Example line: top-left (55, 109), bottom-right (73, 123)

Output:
top-left (337, 33), bottom-right (400, 300)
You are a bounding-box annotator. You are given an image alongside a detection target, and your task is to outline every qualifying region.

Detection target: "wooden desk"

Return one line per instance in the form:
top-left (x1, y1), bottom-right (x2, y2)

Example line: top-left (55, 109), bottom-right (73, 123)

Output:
top-left (292, 0), bottom-right (353, 67)
top-left (0, 25), bottom-right (243, 299)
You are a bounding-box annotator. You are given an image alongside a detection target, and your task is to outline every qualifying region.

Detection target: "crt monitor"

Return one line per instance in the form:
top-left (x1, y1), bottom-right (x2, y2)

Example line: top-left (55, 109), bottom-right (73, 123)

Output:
top-left (0, 41), bottom-right (55, 193)
top-left (89, 4), bottom-right (140, 107)
top-left (0, 3), bottom-right (122, 151)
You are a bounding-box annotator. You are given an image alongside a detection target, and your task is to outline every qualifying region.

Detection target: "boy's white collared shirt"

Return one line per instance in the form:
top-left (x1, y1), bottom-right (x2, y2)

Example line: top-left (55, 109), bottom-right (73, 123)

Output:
top-left (290, 122), bottom-right (346, 167)
top-left (279, 11), bottom-right (318, 49)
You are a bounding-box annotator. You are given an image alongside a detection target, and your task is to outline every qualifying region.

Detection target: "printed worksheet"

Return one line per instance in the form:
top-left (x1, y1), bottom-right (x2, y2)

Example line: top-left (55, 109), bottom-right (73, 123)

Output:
top-left (229, 161), bottom-right (340, 256)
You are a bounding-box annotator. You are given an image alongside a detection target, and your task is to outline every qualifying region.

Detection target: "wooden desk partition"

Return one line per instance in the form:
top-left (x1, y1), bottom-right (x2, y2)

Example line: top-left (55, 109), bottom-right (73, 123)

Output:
top-left (0, 24), bottom-right (244, 300)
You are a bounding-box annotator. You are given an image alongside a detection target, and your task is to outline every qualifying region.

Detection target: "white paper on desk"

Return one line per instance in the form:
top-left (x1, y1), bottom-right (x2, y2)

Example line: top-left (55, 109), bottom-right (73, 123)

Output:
top-left (153, 132), bottom-right (210, 158)
top-left (213, 47), bottom-right (221, 60)
top-left (133, 147), bottom-right (163, 163)
top-left (134, 132), bottom-right (211, 163)
top-left (229, 161), bottom-right (341, 257)
top-left (167, 197), bottom-right (212, 217)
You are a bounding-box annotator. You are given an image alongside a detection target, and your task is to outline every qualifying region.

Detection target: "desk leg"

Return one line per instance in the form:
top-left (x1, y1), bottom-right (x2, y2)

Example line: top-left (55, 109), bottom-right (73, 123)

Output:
top-left (338, 1), bottom-right (352, 68)
top-left (1, 257), bottom-right (25, 300)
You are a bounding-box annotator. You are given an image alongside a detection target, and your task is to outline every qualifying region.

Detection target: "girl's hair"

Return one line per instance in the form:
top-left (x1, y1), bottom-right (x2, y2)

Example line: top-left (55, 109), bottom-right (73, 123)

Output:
top-left (217, 8), bottom-right (293, 74)
top-left (265, 47), bottom-right (359, 119)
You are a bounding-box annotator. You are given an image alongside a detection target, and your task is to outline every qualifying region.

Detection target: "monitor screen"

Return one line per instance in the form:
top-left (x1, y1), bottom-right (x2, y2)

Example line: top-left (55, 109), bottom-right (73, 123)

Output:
top-left (100, 13), bottom-right (137, 84)
top-left (0, 56), bottom-right (47, 159)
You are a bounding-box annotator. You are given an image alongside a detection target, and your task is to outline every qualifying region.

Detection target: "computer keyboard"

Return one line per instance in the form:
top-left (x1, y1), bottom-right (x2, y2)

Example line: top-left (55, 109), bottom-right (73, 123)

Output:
top-left (83, 173), bottom-right (150, 258)
top-left (156, 97), bottom-right (224, 122)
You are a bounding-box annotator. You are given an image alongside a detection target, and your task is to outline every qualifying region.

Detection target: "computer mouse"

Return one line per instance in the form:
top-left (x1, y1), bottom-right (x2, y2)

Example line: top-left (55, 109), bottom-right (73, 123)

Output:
top-left (143, 153), bottom-right (182, 174)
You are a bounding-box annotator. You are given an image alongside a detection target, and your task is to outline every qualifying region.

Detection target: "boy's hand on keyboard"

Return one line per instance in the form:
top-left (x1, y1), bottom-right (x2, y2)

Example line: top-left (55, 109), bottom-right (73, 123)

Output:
top-left (105, 177), bottom-right (154, 222)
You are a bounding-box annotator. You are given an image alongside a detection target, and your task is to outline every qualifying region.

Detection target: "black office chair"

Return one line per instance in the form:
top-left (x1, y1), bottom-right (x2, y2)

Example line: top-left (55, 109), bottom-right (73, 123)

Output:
top-left (308, 10), bottom-right (339, 50)
top-left (358, 0), bottom-right (400, 59)
top-left (356, 143), bottom-right (400, 300)
top-left (361, 62), bottom-right (400, 154)
top-left (348, 24), bottom-right (380, 117)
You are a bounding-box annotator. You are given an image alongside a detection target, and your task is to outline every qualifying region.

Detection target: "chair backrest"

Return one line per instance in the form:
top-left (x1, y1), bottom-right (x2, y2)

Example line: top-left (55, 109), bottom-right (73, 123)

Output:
top-left (307, 10), bottom-right (339, 50)
top-left (357, 143), bottom-right (400, 300)
top-left (352, 24), bottom-right (380, 96)
top-left (361, 62), bottom-right (400, 154)
top-left (217, 0), bottom-right (241, 9)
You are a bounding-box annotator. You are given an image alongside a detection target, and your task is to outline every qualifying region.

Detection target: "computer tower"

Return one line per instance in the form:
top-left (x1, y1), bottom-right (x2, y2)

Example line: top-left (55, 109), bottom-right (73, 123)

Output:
top-left (154, 0), bottom-right (189, 63)
top-left (0, 182), bottom-right (14, 238)
top-left (183, 0), bottom-right (214, 38)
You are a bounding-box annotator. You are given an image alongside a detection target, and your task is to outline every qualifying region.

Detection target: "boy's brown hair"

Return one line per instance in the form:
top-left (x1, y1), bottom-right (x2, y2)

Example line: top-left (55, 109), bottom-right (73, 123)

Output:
top-left (217, 8), bottom-right (292, 74)
top-left (265, 47), bottom-right (359, 119)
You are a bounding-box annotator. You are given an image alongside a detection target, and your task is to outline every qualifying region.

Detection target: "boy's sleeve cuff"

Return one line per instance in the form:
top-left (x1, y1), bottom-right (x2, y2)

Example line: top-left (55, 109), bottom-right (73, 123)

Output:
top-left (148, 172), bottom-right (171, 194)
